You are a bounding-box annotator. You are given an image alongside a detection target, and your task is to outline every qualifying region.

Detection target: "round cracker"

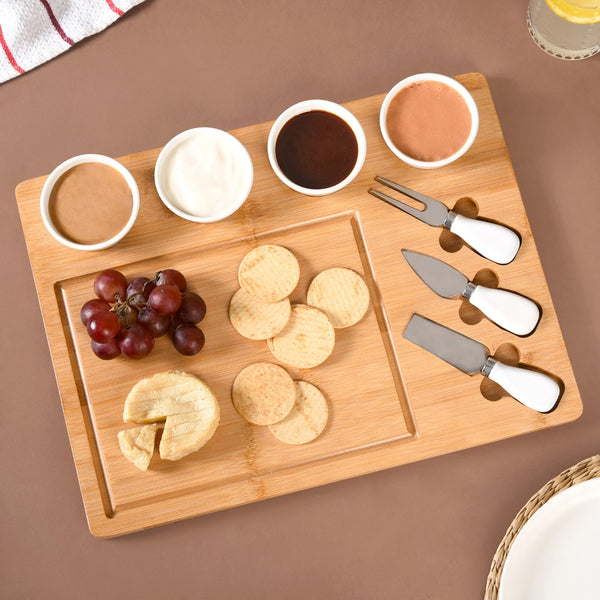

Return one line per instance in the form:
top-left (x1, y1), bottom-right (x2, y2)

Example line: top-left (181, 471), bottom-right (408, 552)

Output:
top-left (238, 245), bottom-right (300, 303)
top-left (306, 267), bottom-right (370, 328)
top-left (268, 380), bottom-right (328, 444)
top-left (267, 304), bottom-right (335, 369)
top-left (229, 288), bottom-right (291, 340)
top-left (232, 362), bottom-right (296, 425)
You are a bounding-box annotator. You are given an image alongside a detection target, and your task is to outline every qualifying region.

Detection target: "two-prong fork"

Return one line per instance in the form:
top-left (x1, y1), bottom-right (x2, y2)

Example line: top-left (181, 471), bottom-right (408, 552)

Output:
top-left (368, 176), bottom-right (521, 264)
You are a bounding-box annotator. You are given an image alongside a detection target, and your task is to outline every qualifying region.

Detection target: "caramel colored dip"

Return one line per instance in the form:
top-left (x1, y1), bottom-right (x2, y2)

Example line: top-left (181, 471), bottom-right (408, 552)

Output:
top-left (49, 162), bottom-right (133, 245)
top-left (385, 81), bottom-right (472, 162)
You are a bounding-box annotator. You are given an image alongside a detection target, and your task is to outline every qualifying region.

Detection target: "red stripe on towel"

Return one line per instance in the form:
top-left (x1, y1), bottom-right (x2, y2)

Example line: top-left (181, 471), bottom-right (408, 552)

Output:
top-left (0, 23), bottom-right (25, 74)
top-left (39, 0), bottom-right (75, 46)
top-left (106, 0), bottom-right (125, 16)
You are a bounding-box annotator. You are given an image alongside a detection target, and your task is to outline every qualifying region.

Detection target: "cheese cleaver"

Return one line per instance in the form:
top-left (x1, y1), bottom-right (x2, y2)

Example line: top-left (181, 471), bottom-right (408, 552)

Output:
top-left (402, 250), bottom-right (540, 336)
top-left (403, 314), bottom-right (561, 413)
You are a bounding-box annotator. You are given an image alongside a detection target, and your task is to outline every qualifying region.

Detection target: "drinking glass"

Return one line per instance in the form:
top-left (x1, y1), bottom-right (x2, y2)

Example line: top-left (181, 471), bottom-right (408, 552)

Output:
top-left (527, 0), bottom-right (600, 59)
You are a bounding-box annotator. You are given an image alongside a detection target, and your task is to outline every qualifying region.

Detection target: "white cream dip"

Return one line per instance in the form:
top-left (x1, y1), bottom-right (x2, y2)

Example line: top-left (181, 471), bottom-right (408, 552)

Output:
top-left (155, 128), bottom-right (253, 222)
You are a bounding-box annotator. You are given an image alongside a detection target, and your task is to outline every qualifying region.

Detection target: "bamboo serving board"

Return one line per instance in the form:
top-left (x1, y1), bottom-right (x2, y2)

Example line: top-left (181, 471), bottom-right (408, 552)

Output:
top-left (15, 73), bottom-right (582, 538)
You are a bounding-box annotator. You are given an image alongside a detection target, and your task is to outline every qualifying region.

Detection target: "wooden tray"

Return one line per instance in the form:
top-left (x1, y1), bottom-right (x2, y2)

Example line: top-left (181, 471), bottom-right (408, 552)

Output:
top-left (15, 73), bottom-right (582, 538)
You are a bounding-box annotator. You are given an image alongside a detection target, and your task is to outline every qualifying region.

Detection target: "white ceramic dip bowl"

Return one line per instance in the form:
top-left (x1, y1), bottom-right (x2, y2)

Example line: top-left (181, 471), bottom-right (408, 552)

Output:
top-left (380, 73), bottom-right (479, 169)
top-left (154, 127), bottom-right (254, 223)
top-left (40, 153), bottom-right (140, 251)
top-left (267, 99), bottom-right (367, 196)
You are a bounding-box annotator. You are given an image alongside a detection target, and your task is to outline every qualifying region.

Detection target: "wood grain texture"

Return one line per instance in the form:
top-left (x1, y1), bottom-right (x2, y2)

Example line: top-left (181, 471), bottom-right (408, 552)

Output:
top-left (14, 73), bottom-right (582, 538)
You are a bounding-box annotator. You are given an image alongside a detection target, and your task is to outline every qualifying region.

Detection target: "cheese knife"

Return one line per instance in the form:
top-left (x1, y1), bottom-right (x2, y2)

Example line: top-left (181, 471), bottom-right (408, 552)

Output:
top-left (402, 250), bottom-right (540, 336)
top-left (368, 176), bottom-right (521, 264)
top-left (403, 314), bottom-right (561, 413)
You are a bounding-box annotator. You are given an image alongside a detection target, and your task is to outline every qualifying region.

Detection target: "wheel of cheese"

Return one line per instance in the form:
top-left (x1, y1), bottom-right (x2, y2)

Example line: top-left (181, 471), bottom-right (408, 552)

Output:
top-left (124, 371), bottom-right (220, 461)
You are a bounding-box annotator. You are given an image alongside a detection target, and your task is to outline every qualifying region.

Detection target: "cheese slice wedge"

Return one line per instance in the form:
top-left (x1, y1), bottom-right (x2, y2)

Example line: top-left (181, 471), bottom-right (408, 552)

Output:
top-left (117, 424), bottom-right (157, 472)
top-left (124, 370), bottom-right (220, 461)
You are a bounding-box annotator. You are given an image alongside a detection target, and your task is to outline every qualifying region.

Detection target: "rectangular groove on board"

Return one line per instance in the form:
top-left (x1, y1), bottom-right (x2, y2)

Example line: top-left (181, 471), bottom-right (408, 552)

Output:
top-left (350, 211), bottom-right (417, 438)
top-left (55, 282), bottom-right (114, 519)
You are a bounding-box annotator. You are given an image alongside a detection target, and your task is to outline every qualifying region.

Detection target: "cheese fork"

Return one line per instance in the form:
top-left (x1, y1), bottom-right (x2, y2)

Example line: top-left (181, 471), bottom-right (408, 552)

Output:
top-left (368, 176), bottom-right (521, 265)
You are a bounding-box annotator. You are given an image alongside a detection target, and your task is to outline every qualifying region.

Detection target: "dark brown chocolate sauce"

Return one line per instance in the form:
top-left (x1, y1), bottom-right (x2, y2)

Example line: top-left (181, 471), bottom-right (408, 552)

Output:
top-left (275, 110), bottom-right (358, 190)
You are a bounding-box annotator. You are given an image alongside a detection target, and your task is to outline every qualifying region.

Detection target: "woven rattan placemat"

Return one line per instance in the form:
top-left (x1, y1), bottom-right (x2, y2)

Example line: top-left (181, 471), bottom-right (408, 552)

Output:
top-left (484, 454), bottom-right (600, 600)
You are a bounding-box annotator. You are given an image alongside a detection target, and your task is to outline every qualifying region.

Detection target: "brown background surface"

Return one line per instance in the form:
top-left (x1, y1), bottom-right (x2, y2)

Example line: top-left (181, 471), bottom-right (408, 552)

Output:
top-left (1, 1), bottom-right (598, 598)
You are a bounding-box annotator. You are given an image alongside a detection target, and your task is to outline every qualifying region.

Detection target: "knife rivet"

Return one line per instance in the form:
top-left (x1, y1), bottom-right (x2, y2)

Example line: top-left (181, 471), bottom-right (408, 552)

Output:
top-left (462, 281), bottom-right (477, 300)
top-left (481, 357), bottom-right (497, 377)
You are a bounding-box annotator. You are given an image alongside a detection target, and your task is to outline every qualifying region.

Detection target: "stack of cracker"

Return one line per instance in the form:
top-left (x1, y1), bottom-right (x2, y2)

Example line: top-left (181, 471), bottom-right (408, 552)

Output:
top-left (229, 244), bottom-right (371, 445)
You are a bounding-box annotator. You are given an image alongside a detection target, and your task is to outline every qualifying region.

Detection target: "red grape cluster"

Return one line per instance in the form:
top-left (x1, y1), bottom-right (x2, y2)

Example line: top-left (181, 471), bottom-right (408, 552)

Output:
top-left (80, 268), bottom-right (206, 360)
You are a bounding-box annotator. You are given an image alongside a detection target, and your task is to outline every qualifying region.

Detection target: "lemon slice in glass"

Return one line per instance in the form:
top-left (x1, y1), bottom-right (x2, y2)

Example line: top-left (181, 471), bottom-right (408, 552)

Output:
top-left (546, 0), bottom-right (600, 24)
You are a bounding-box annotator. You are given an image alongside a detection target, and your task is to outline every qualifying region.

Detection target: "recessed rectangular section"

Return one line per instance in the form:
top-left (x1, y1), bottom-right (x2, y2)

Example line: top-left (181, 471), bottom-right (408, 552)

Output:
top-left (58, 211), bottom-right (415, 514)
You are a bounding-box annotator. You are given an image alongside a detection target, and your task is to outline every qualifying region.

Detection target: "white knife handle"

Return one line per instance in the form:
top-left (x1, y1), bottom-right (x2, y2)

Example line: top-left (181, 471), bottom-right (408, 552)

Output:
top-left (468, 285), bottom-right (541, 336)
top-left (449, 214), bottom-right (521, 264)
top-left (486, 360), bottom-right (561, 413)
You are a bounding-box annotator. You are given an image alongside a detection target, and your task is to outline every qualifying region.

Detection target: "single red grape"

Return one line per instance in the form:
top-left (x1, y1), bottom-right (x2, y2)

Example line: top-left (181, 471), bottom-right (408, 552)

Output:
top-left (156, 269), bottom-right (186, 292)
top-left (117, 323), bottom-right (155, 359)
top-left (138, 306), bottom-right (172, 338)
top-left (176, 292), bottom-right (207, 324)
top-left (148, 284), bottom-right (182, 315)
top-left (172, 324), bottom-right (205, 356)
top-left (80, 298), bottom-right (111, 326)
top-left (91, 338), bottom-right (121, 360)
top-left (87, 310), bottom-right (120, 343)
top-left (94, 269), bottom-right (128, 302)
top-left (126, 277), bottom-right (155, 306)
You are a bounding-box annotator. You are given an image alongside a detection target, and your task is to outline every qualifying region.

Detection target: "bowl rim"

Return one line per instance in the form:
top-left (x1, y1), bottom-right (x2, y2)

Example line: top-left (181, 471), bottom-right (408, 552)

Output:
top-left (154, 127), bottom-right (254, 223)
top-left (39, 153), bottom-right (140, 251)
top-left (267, 99), bottom-right (367, 196)
top-left (379, 72), bottom-right (479, 169)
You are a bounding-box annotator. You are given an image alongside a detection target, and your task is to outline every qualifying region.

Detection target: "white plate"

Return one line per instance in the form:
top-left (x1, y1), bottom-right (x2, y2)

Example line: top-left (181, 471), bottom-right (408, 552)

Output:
top-left (499, 477), bottom-right (600, 600)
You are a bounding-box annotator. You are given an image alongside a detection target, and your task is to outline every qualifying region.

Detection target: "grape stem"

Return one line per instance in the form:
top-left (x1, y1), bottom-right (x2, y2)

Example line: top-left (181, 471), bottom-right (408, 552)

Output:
top-left (127, 293), bottom-right (147, 311)
top-left (110, 296), bottom-right (136, 328)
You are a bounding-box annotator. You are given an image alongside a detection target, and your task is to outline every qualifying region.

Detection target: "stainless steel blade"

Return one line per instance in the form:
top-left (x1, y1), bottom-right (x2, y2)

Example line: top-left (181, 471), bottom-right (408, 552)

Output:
top-left (401, 250), bottom-right (469, 299)
top-left (403, 314), bottom-right (488, 375)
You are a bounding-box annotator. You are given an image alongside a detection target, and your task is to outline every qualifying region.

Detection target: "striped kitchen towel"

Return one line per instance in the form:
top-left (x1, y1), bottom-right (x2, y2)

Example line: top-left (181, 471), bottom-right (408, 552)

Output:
top-left (0, 0), bottom-right (146, 84)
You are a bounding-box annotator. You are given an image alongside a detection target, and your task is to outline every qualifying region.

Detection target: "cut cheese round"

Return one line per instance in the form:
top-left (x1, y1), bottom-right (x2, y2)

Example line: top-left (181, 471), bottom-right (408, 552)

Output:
top-left (124, 371), bottom-right (220, 461)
